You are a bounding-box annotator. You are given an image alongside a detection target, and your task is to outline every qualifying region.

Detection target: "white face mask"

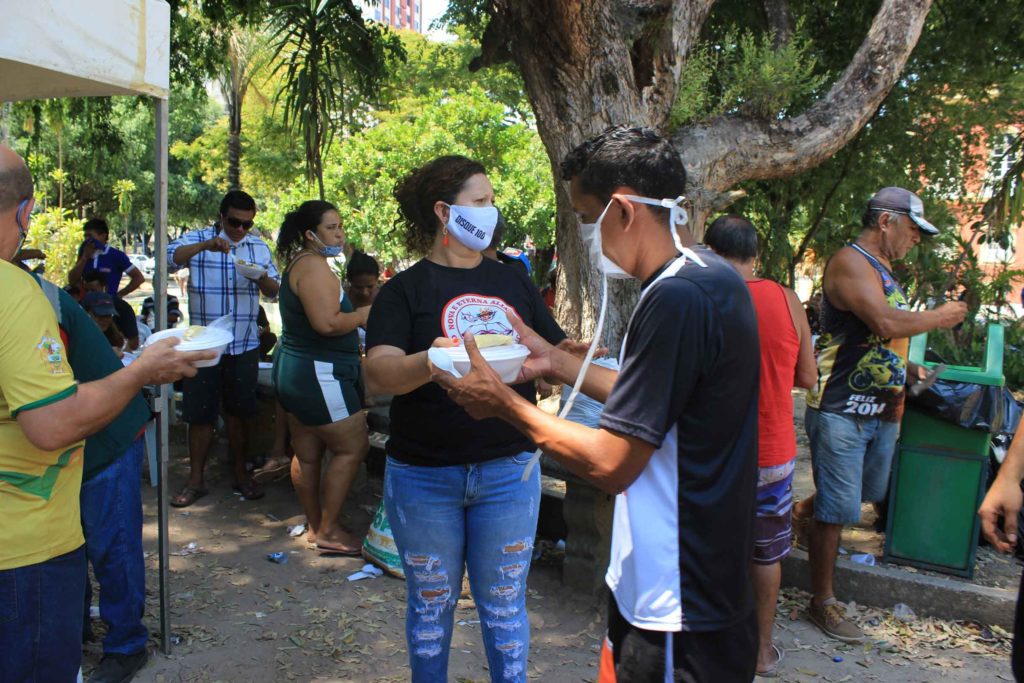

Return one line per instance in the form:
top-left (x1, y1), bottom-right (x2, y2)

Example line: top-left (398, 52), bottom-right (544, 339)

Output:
top-left (579, 199), bottom-right (632, 279)
top-left (579, 194), bottom-right (690, 279)
top-left (446, 204), bottom-right (499, 252)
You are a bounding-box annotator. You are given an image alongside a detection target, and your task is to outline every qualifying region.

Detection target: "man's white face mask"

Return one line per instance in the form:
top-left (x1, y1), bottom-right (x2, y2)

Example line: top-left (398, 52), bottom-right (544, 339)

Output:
top-left (578, 194), bottom-right (690, 280)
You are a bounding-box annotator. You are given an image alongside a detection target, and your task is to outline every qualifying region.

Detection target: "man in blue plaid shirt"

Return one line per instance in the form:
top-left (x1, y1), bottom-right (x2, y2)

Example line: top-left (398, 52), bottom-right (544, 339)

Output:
top-left (167, 190), bottom-right (280, 507)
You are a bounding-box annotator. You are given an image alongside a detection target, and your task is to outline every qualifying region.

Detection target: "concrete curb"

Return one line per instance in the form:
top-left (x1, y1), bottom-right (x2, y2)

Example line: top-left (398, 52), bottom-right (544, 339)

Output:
top-left (781, 548), bottom-right (1018, 629)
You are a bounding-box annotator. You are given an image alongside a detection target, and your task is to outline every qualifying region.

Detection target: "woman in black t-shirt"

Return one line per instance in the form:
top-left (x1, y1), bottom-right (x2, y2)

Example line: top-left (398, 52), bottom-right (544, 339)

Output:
top-left (364, 156), bottom-right (565, 682)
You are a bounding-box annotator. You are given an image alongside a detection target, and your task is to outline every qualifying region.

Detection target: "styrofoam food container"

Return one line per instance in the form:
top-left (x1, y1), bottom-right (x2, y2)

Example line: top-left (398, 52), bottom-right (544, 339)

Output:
top-left (440, 343), bottom-right (530, 383)
top-left (234, 258), bottom-right (267, 280)
top-left (146, 327), bottom-right (234, 368)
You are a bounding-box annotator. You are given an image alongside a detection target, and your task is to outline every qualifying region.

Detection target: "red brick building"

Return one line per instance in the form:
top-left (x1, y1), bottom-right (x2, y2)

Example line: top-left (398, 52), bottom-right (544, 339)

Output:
top-left (951, 126), bottom-right (1023, 307)
top-left (360, 0), bottom-right (424, 33)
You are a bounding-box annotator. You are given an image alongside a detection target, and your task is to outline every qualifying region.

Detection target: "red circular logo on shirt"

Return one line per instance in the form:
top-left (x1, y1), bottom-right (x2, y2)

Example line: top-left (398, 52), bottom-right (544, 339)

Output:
top-left (441, 294), bottom-right (520, 343)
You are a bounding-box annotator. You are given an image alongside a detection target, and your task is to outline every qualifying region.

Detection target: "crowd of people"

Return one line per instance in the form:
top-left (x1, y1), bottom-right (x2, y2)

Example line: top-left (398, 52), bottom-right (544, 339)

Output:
top-left (8, 121), bottom-right (1022, 683)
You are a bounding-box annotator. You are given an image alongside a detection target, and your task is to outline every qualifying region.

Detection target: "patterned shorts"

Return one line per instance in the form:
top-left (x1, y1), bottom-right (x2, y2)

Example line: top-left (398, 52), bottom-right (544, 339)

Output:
top-left (753, 459), bottom-right (795, 565)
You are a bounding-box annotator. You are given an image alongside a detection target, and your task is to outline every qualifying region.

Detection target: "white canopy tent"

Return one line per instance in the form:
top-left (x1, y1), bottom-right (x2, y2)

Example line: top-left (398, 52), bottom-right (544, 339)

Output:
top-left (1, 0), bottom-right (177, 654)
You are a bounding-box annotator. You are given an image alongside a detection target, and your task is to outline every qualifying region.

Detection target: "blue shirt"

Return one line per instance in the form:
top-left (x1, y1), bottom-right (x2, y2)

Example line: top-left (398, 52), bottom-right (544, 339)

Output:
top-left (167, 226), bottom-right (280, 355)
top-left (80, 244), bottom-right (137, 297)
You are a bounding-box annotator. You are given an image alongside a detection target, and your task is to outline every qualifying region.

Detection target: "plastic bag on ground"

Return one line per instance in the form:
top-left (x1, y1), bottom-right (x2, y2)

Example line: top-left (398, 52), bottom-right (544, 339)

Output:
top-left (362, 500), bottom-right (404, 579)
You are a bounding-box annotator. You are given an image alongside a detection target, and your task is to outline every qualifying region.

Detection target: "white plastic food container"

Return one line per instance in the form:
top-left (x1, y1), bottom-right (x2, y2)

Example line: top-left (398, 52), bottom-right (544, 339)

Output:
top-left (234, 257), bottom-right (267, 280)
top-left (145, 327), bottom-right (234, 368)
top-left (440, 343), bottom-right (530, 383)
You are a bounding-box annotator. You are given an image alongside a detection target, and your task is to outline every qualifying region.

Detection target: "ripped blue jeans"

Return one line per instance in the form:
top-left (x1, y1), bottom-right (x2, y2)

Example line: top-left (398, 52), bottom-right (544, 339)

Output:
top-left (384, 453), bottom-right (540, 683)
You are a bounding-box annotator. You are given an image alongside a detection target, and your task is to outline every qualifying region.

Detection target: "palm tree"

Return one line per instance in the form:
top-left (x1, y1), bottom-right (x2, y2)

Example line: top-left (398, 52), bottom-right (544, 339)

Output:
top-left (219, 26), bottom-right (272, 190)
top-left (268, 0), bottom-right (402, 199)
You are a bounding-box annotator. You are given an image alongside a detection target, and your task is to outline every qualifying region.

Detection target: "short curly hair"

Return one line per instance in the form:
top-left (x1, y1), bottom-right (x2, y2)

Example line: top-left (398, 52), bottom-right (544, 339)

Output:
top-left (393, 155), bottom-right (487, 255)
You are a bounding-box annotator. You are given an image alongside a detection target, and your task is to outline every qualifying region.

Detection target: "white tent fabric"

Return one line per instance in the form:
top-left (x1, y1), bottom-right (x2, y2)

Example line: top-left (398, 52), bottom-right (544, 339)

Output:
top-left (0, 0), bottom-right (169, 101)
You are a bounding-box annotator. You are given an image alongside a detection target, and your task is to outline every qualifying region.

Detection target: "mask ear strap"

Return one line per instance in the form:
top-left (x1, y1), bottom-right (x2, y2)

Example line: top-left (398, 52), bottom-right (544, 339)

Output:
top-left (15, 199), bottom-right (29, 230)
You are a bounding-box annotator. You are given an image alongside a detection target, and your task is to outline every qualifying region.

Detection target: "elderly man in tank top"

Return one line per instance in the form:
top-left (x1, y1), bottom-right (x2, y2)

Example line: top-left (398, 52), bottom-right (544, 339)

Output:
top-left (799, 188), bottom-right (966, 643)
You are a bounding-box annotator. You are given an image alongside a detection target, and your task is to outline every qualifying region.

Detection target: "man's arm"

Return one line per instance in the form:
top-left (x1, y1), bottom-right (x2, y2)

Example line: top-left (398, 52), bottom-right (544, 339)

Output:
top-left (16, 338), bottom-right (212, 452)
top-left (784, 286), bottom-right (817, 389)
top-left (67, 242), bottom-right (96, 285)
top-left (117, 267), bottom-right (145, 298)
top-left (434, 334), bottom-right (654, 494)
top-left (825, 248), bottom-right (967, 339)
top-left (170, 235), bottom-right (229, 267)
top-left (979, 427), bottom-right (1024, 553)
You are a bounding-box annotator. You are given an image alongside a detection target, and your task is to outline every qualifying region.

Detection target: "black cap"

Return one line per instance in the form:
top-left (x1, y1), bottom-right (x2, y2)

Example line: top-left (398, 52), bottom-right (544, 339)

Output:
top-left (82, 291), bottom-right (116, 316)
top-left (867, 187), bottom-right (939, 235)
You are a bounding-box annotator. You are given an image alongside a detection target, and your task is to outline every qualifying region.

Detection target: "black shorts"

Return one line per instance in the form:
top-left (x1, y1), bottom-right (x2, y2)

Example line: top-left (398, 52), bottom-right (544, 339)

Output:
top-left (599, 595), bottom-right (757, 683)
top-left (182, 348), bottom-right (258, 424)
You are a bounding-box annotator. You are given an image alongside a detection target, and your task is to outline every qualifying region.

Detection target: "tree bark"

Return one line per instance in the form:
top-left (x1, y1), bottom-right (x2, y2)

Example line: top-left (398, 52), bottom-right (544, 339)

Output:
top-left (477, 0), bottom-right (932, 351)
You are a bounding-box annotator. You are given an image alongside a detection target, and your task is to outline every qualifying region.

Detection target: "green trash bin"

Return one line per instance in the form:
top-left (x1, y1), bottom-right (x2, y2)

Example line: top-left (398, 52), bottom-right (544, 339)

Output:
top-left (882, 323), bottom-right (1004, 578)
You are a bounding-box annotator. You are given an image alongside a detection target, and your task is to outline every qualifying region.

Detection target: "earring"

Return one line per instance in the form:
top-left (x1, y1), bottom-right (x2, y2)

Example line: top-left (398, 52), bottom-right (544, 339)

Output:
top-left (442, 226), bottom-right (449, 247)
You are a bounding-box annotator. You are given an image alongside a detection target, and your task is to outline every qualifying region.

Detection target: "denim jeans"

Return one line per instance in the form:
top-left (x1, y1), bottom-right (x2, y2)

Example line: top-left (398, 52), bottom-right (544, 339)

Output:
top-left (0, 545), bottom-right (87, 682)
top-left (81, 438), bottom-right (149, 655)
top-left (384, 453), bottom-right (541, 683)
top-left (805, 407), bottom-right (899, 525)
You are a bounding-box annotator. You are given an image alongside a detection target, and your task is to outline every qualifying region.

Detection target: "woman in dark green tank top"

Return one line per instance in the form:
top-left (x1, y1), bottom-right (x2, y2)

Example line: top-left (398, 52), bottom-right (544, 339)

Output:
top-left (272, 201), bottom-right (371, 556)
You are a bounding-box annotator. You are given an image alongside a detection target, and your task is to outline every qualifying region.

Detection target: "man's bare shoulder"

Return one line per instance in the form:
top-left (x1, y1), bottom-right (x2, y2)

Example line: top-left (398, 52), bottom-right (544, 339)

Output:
top-left (824, 245), bottom-right (874, 280)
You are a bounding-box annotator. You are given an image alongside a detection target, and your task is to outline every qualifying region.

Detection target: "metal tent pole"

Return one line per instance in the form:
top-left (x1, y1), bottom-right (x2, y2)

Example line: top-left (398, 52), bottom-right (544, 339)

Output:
top-left (153, 96), bottom-right (173, 655)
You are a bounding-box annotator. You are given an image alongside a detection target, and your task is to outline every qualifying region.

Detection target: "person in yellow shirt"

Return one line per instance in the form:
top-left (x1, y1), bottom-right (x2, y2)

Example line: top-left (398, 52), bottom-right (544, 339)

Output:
top-left (0, 144), bottom-right (213, 683)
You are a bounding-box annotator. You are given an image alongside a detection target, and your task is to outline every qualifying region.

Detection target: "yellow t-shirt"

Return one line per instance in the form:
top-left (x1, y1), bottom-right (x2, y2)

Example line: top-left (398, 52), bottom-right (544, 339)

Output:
top-left (0, 261), bottom-right (84, 570)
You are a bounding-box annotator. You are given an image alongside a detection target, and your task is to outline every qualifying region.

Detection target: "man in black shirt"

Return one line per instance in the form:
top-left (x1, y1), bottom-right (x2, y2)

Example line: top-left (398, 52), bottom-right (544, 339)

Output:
top-left (436, 126), bottom-right (760, 682)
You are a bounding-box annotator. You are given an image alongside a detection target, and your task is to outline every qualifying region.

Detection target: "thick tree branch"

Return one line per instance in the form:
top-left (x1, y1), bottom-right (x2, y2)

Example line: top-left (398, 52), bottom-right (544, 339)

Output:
top-left (469, 1), bottom-right (512, 72)
top-left (674, 0), bottom-right (932, 191)
top-left (763, 0), bottom-right (793, 47)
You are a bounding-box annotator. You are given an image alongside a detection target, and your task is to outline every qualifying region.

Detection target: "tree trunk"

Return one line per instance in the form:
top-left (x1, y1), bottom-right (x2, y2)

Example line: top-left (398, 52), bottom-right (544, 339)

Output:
top-left (476, 0), bottom-right (932, 352)
top-left (221, 29), bottom-right (255, 192)
top-left (227, 103), bottom-right (242, 190)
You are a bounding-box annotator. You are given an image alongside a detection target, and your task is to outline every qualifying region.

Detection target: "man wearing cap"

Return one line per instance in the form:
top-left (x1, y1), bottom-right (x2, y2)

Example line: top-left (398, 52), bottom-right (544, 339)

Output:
top-left (138, 295), bottom-right (182, 345)
top-left (81, 291), bottom-right (128, 357)
top-left (801, 187), bottom-right (967, 643)
top-left (167, 190), bottom-right (280, 506)
top-left (82, 271), bottom-right (140, 351)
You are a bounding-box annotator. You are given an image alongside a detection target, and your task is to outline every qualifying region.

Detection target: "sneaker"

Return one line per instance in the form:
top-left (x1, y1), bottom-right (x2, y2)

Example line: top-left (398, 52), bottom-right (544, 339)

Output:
top-left (808, 597), bottom-right (864, 643)
top-left (89, 650), bottom-right (149, 683)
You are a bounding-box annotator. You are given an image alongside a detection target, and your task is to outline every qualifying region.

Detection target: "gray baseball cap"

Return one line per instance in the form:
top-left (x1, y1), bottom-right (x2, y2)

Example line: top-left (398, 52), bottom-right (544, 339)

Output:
top-left (867, 187), bottom-right (939, 235)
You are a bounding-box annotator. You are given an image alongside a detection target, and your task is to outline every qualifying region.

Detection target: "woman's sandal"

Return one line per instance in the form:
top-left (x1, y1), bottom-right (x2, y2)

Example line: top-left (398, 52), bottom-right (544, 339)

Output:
top-left (170, 486), bottom-right (208, 508)
top-left (232, 479), bottom-right (265, 500)
top-left (315, 541), bottom-right (362, 557)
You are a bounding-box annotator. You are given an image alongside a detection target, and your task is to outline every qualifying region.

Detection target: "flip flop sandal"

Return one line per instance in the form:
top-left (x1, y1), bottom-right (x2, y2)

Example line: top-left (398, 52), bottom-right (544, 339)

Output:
top-left (316, 541), bottom-right (362, 557)
top-left (233, 480), bottom-right (265, 500)
top-left (755, 643), bottom-right (785, 678)
top-left (253, 457), bottom-right (292, 483)
top-left (170, 486), bottom-right (208, 508)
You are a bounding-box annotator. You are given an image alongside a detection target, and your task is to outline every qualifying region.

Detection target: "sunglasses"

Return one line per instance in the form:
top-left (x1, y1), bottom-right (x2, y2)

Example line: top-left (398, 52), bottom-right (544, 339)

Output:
top-left (225, 216), bottom-right (255, 230)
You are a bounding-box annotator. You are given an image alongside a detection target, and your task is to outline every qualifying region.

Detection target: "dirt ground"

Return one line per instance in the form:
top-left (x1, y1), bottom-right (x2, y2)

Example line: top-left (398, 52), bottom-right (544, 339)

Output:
top-left (76, 421), bottom-right (1017, 683)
